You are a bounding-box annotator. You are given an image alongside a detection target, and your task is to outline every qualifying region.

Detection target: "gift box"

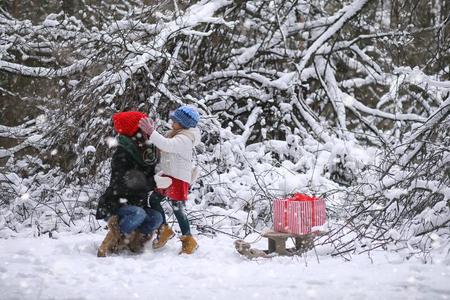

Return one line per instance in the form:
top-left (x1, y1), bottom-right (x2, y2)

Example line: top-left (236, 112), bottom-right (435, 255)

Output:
top-left (273, 193), bottom-right (326, 235)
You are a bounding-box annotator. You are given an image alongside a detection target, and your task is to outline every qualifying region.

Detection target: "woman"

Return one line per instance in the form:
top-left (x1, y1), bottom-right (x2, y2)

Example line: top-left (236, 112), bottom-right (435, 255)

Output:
top-left (96, 111), bottom-right (165, 257)
top-left (139, 105), bottom-right (201, 254)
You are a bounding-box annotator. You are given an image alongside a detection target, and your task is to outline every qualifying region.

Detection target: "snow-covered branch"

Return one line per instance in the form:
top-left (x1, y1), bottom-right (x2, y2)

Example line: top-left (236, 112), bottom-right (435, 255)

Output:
top-left (295, 0), bottom-right (371, 74)
top-left (0, 58), bottom-right (93, 77)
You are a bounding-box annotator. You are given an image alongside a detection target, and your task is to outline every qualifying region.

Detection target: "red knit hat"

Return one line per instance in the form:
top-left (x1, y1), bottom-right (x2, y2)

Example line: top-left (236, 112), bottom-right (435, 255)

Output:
top-left (112, 111), bottom-right (148, 137)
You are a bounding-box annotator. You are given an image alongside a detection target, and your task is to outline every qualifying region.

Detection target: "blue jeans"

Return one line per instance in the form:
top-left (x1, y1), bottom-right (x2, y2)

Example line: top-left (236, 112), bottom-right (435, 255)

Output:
top-left (117, 205), bottom-right (163, 235)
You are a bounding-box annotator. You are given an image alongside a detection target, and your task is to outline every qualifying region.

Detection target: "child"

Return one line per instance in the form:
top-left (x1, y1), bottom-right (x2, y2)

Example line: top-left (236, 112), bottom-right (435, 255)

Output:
top-left (96, 111), bottom-right (165, 257)
top-left (139, 105), bottom-right (201, 254)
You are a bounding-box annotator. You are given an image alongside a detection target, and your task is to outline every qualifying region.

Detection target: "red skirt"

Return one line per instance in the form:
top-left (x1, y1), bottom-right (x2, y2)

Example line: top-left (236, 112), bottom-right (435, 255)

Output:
top-left (155, 175), bottom-right (190, 201)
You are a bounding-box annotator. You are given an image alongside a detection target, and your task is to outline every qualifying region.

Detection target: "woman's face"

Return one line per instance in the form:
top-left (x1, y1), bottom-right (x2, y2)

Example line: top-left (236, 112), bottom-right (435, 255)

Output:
top-left (171, 121), bottom-right (183, 130)
top-left (136, 130), bottom-right (149, 141)
top-left (134, 130), bottom-right (148, 148)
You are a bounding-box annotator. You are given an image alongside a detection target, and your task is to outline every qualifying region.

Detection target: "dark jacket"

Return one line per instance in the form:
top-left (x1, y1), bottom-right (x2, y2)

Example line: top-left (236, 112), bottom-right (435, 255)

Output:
top-left (95, 135), bottom-right (157, 220)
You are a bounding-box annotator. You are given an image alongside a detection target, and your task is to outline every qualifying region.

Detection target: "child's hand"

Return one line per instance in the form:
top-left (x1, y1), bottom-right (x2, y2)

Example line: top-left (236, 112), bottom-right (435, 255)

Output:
top-left (139, 117), bottom-right (155, 137)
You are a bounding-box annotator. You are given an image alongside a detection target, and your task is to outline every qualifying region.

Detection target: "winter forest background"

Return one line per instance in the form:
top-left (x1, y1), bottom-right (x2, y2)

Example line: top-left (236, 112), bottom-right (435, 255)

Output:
top-left (1, 0), bottom-right (449, 263)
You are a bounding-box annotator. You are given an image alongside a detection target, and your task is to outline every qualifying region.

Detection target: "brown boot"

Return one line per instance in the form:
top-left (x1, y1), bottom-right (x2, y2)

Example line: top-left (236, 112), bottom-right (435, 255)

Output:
top-left (179, 235), bottom-right (198, 255)
top-left (114, 234), bottom-right (128, 253)
top-left (97, 216), bottom-right (120, 257)
top-left (128, 231), bottom-right (154, 253)
top-left (152, 224), bottom-right (175, 249)
top-left (115, 230), bottom-right (139, 252)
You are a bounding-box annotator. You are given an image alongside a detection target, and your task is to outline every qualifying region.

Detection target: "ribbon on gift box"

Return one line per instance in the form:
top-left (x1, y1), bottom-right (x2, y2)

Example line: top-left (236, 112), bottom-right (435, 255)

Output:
top-left (291, 193), bottom-right (318, 225)
top-left (283, 200), bottom-right (288, 231)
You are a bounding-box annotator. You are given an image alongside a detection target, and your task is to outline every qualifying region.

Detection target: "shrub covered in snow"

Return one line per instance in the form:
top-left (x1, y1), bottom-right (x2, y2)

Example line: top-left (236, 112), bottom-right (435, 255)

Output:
top-left (0, 0), bottom-right (449, 259)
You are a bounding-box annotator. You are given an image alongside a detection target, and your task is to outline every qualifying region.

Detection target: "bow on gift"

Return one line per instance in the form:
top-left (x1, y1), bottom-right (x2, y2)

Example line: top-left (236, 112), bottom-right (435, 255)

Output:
top-left (291, 193), bottom-right (318, 202)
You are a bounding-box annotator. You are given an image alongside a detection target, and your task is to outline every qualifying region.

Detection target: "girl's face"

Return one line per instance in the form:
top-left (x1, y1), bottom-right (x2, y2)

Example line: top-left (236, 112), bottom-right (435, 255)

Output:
top-left (171, 121), bottom-right (183, 130)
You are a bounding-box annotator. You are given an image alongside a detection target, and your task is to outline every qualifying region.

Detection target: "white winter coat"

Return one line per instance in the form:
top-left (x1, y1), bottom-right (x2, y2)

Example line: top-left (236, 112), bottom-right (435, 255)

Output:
top-left (149, 127), bottom-right (201, 183)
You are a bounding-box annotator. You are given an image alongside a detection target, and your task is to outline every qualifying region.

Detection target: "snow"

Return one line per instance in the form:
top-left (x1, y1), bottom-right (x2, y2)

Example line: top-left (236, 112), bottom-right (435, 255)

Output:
top-left (1, 233), bottom-right (449, 300)
top-left (19, 193), bottom-right (30, 201)
top-left (26, 134), bottom-right (43, 143)
top-left (232, 44), bottom-right (260, 66)
top-left (343, 91), bottom-right (426, 122)
top-left (277, 170), bottom-right (310, 194)
top-left (397, 66), bottom-right (450, 90)
top-left (270, 72), bottom-right (296, 90)
top-left (106, 137), bottom-right (119, 148)
top-left (83, 145), bottom-right (96, 154)
top-left (0, 149), bottom-right (12, 158)
top-left (384, 188), bottom-right (406, 200)
top-left (0, 57), bottom-right (92, 78)
top-left (43, 19), bottom-right (59, 27)
top-left (342, 92), bottom-right (355, 107)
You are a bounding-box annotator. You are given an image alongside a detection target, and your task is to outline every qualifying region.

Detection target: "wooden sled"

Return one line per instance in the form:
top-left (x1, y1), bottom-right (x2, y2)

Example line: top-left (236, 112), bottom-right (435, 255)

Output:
top-left (234, 230), bottom-right (323, 259)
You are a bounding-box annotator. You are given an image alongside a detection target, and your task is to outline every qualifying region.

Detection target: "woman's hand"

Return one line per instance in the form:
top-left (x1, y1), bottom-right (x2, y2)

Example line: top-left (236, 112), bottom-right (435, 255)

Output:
top-left (139, 117), bottom-right (155, 137)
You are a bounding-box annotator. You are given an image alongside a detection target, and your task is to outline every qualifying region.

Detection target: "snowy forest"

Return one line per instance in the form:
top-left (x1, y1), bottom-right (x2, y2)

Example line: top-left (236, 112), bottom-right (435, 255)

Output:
top-left (1, 0), bottom-right (449, 265)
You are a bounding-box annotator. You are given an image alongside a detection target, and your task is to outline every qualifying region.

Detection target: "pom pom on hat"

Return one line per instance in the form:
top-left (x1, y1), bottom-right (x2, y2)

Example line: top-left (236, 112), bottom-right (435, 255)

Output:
top-left (170, 106), bottom-right (199, 129)
top-left (112, 111), bottom-right (148, 137)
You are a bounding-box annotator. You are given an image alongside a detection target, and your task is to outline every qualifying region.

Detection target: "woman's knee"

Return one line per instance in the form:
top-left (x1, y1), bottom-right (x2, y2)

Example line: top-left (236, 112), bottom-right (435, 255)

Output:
top-left (125, 205), bottom-right (146, 222)
top-left (153, 212), bottom-right (163, 227)
top-left (147, 208), bottom-right (163, 225)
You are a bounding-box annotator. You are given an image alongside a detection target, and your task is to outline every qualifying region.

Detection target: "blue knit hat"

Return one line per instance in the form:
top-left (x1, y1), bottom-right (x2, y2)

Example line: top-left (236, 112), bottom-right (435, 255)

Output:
top-left (170, 106), bottom-right (200, 128)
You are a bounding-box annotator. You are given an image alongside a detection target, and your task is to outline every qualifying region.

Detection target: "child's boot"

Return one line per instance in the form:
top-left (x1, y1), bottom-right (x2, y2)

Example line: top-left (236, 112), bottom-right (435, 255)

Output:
top-left (152, 224), bottom-right (175, 249)
top-left (179, 235), bottom-right (198, 255)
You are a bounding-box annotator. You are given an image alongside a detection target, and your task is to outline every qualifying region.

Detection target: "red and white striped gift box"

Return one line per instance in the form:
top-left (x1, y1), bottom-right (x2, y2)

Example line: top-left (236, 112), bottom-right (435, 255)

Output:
top-left (273, 193), bottom-right (326, 235)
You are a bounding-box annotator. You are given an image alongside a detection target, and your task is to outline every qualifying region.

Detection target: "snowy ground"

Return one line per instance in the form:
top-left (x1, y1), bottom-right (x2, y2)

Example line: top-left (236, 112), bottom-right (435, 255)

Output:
top-left (1, 231), bottom-right (449, 300)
